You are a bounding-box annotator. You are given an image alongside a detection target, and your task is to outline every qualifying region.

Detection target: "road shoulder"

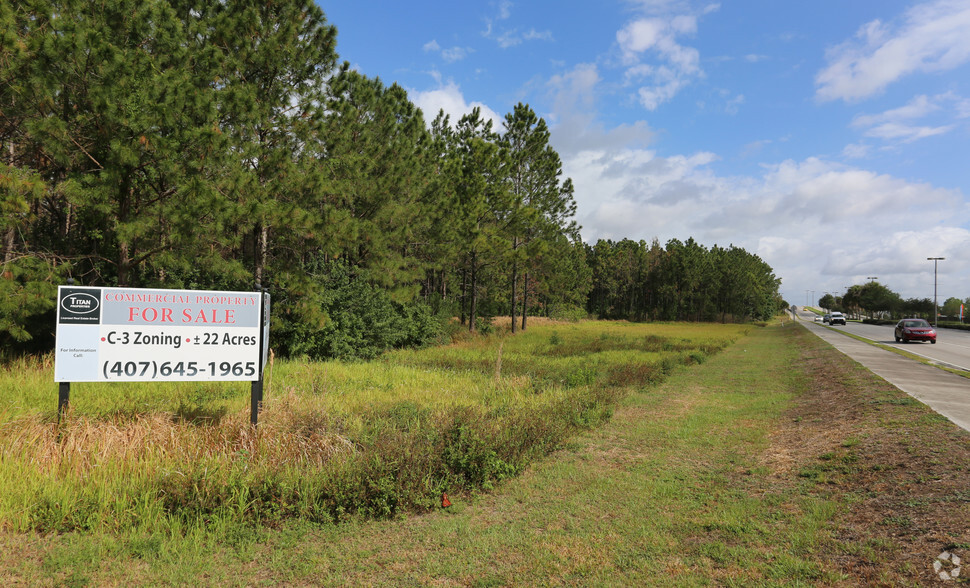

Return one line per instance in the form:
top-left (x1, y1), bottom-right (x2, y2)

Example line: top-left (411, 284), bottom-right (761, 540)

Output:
top-left (798, 320), bottom-right (970, 432)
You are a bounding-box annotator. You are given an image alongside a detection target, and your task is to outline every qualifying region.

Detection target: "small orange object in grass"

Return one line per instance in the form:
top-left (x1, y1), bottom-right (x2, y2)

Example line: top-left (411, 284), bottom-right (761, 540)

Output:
top-left (441, 493), bottom-right (452, 508)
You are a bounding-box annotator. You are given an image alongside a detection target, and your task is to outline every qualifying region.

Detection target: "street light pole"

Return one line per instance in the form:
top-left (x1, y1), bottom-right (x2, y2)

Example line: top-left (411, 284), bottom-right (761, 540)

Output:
top-left (928, 257), bottom-right (944, 327)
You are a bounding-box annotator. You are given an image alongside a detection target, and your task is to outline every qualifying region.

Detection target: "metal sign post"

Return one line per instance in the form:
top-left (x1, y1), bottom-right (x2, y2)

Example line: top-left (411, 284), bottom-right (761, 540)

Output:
top-left (58, 382), bottom-right (70, 419)
top-left (250, 286), bottom-right (271, 426)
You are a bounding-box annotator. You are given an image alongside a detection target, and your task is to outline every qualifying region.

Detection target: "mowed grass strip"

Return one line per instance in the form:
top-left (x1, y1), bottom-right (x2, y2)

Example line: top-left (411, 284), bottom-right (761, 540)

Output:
top-left (279, 324), bottom-right (970, 587)
top-left (270, 322), bottom-right (834, 587)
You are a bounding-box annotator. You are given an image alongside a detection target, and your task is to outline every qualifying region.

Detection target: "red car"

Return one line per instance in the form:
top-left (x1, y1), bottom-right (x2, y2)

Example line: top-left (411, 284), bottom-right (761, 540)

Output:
top-left (894, 319), bottom-right (937, 344)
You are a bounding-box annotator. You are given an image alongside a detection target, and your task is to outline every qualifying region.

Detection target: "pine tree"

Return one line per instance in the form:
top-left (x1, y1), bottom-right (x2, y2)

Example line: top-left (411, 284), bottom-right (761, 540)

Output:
top-left (322, 66), bottom-right (433, 299)
top-left (435, 108), bottom-right (506, 331)
top-left (193, 0), bottom-right (338, 290)
top-left (500, 103), bottom-right (578, 331)
top-left (4, 0), bottom-right (227, 286)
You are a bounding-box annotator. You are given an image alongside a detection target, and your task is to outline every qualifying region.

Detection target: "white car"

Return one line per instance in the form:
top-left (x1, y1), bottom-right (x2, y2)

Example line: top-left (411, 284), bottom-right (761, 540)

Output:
top-left (829, 312), bottom-right (846, 326)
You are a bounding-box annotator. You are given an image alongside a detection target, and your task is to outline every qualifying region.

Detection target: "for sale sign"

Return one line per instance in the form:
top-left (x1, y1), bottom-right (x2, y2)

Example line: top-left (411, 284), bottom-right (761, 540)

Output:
top-left (55, 286), bottom-right (264, 382)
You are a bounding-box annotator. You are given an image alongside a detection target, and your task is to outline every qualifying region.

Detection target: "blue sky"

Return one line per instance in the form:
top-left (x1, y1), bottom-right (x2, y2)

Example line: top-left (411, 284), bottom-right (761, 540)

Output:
top-left (323, 0), bottom-right (970, 307)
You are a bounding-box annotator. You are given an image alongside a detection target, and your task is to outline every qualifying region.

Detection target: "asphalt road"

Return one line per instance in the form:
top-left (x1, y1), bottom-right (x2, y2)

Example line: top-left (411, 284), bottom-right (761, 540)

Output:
top-left (797, 311), bottom-right (970, 372)
top-left (793, 309), bottom-right (970, 432)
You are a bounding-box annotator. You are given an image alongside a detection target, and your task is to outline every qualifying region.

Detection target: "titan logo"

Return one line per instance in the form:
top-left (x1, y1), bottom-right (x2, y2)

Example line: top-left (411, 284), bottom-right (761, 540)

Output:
top-left (61, 293), bottom-right (100, 315)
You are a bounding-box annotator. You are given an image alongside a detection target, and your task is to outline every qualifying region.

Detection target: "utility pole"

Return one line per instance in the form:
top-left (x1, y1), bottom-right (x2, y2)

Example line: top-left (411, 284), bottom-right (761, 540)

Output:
top-left (928, 257), bottom-right (944, 327)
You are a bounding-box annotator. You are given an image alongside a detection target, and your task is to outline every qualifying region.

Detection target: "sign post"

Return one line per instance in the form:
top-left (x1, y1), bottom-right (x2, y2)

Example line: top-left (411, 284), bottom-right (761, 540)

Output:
top-left (58, 382), bottom-right (70, 419)
top-left (55, 286), bottom-right (269, 421)
top-left (250, 286), bottom-right (271, 426)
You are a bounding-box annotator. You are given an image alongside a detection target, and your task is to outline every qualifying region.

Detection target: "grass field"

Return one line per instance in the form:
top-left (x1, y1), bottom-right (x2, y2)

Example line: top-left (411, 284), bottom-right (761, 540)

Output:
top-left (0, 321), bottom-right (744, 534)
top-left (2, 319), bottom-right (969, 585)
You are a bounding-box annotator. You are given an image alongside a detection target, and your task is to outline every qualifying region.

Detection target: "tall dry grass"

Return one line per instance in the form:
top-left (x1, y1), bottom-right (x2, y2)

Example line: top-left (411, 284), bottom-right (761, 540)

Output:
top-left (0, 321), bottom-right (749, 533)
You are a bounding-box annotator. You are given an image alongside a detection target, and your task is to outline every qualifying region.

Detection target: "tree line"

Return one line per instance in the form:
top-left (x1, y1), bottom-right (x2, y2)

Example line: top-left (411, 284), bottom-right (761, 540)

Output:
top-left (586, 238), bottom-right (782, 323)
top-left (1, 0), bottom-right (783, 359)
top-left (819, 283), bottom-right (969, 322)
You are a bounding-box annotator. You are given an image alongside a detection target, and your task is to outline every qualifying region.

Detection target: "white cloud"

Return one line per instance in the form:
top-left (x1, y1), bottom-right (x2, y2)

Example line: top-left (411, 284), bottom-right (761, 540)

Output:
top-left (494, 27), bottom-right (554, 48)
top-left (958, 96), bottom-right (970, 118)
top-left (482, 1), bottom-right (553, 49)
top-left (740, 139), bottom-right (770, 159)
top-left (524, 28), bottom-right (554, 42)
top-left (423, 40), bottom-right (471, 63)
top-left (539, 58), bottom-right (969, 301)
top-left (546, 63), bottom-right (656, 155)
top-left (617, 19), bottom-right (666, 60)
top-left (441, 47), bottom-right (470, 63)
top-left (762, 158), bottom-right (951, 222)
top-left (824, 228), bottom-right (970, 280)
top-left (548, 63), bottom-right (600, 112)
top-left (495, 30), bottom-right (522, 48)
top-left (636, 70), bottom-right (689, 110)
top-left (498, 0), bottom-right (512, 20)
top-left (852, 94), bottom-right (939, 127)
top-left (414, 0), bottom-right (970, 305)
top-left (842, 142), bottom-right (870, 159)
top-left (617, 18), bottom-right (700, 72)
top-left (615, 5), bottom-right (710, 110)
top-left (622, 0), bottom-right (712, 16)
top-left (560, 135), bottom-right (970, 300)
top-left (850, 93), bottom-right (964, 143)
top-left (816, 0), bottom-right (970, 102)
top-left (724, 93), bottom-right (744, 115)
top-left (623, 64), bottom-right (655, 84)
top-left (863, 122), bottom-right (953, 142)
top-left (409, 78), bottom-right (503, 130)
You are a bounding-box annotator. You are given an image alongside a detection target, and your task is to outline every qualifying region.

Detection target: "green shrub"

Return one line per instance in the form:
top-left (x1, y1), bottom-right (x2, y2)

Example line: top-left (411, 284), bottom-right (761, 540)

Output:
top-left (475, 316), bottom-right (494, 335)
top-left (0, 256), bottom-right (67, 358)
top-left (548, 303), bottom-right (587, 322)
top-left (443, 412), bottom-right (518, 489)
top-left (273, 261), bottom-right (449, 360)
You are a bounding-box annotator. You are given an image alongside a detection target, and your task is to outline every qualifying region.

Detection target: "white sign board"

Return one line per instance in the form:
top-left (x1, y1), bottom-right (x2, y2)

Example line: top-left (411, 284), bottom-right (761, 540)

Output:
top-left (55, 286), bottom-right (263, 382)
